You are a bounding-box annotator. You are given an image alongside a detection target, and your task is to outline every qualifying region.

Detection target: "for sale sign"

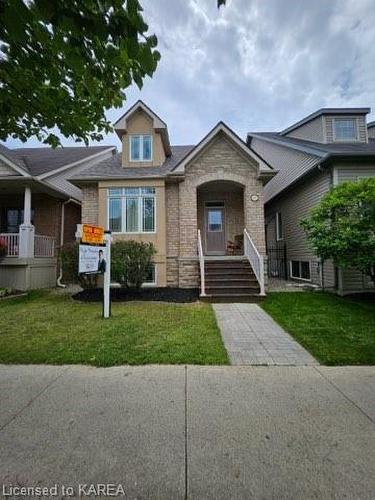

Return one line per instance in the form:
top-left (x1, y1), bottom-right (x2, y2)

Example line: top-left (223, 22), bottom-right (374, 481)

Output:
top-left (79, 244), bottom-right (106, 274)
top-left (81, 224), bottom-right (104, 245)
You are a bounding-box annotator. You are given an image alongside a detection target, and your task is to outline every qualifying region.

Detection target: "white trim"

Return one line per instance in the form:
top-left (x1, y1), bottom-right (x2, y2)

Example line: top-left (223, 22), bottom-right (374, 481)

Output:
top-left (129, 134), bottom-right (153, 162)
top-left (172, 122), bottom-right (274, 175)
top-left (289, 260), bottom-right (312, 281)
top-left (276, 211), bottom-right (283, 241)
top-left (0, 154), bottom-right (31, 177)
top-left (332, 166), bottom-right (339, 186)
top-left (332, 117), bottom-right (360, 142)
top-left (38, 147), bottom-right (116, 180)
top-left (107, 187), bottom-right (156, 234)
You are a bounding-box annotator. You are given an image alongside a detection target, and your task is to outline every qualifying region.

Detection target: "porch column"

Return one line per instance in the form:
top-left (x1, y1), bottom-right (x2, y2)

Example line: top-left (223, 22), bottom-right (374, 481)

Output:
top-left (19, 186), bottom-right (35, 258)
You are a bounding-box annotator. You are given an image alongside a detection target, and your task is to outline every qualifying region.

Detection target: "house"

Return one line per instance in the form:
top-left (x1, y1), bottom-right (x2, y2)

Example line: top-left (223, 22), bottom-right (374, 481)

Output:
top-left (0, 144), bottom-right (115, 290)
top-left (71, 101), bottom-right (276, 298)
top-left (248, 108), bottom-right (375, 295)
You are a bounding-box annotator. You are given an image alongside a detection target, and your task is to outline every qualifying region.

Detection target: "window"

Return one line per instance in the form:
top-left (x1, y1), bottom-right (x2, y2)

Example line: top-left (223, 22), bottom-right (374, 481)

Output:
top-left (108, 187), bottom-right (156, 233)
top-left (143, 263), bottom-right (156, 285)
top-left (290, 260), bottom-right (311, 281)
top-left (130, 135), bottom-right (152, 161)
top-left (208, 209), bottom-right (223, 232)
top-left (334, 118), bottom-right (357, 141)
top-left (276, 212), bottom-right (283, 241)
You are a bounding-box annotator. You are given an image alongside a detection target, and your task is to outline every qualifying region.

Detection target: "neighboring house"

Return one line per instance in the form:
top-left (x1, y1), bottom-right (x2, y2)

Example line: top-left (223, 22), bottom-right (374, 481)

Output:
top-left (248, 108), bottom-right (375, 295)
top-left (71, 101), bottom-right (275, 298)
top-left (0, 144), bottom-right (115, 290)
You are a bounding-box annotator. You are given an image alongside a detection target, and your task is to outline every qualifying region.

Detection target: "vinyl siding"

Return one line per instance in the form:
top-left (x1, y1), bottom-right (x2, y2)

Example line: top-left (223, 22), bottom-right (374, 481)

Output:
top-left (265, 169), bottom-right (335, 288)
top-left (0, 159), bottom-right (20, 176)
top-left (334, 162), bottom-right (375, 293)
top-left (251, 137), bottom-right (320, 203)
top-left (285, 116), bottom-right (324, 143)
top-left (325, 115), bottom-right (367, 143)
top-left (368, 127), bottom-right (375, 139)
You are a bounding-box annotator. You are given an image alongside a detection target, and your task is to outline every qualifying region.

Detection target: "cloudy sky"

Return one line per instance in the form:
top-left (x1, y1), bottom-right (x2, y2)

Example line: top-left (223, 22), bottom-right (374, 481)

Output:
top-left (5, 0), bottom-right (375, 149)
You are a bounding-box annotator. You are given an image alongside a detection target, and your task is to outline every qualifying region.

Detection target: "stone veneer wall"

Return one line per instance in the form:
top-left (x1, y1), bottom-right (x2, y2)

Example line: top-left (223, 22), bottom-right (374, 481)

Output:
top-left (170, 134), bottom-right (266, 288)
top-left (81, 185), bottom-right (99, 225)
top-left (166, 182), bottom-right (180, 286)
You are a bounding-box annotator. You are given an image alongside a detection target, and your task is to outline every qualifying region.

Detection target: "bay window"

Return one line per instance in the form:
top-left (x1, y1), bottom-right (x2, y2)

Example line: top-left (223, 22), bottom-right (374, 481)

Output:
top-left (108, 187), bottom-right (156, 233)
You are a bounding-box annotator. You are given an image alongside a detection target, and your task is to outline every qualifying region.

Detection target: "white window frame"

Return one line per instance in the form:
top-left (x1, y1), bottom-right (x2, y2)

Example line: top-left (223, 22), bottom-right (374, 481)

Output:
top-left (107, 188), bottom-right (156, 234)
top-left (333, 117), bottom-right (359, 142)
top-left (289, 260), bottom-right (311, 282)
top-left (142, 263), bottom-right (157, 287)
top-left (276, 211), bottom-right (283, 241)
top-left (129, 134), bottom-right (153, 162)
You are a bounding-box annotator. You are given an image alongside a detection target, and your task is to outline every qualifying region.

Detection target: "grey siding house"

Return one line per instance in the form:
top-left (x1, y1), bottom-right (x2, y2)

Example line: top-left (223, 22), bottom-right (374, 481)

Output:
top-left (248, 108), bottom-right (375, 295)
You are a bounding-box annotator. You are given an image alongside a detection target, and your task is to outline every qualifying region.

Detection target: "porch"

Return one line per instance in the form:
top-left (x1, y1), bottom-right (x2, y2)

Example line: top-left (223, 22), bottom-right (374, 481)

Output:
top-left (0, 185), bottom-right (58, 290)
top-left (195, 180), bottom-right (265, 298)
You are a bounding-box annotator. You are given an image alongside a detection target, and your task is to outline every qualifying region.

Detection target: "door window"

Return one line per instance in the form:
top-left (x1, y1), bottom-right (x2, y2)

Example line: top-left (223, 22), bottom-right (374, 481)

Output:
top-left (208, 209), bottom-right (223, 232)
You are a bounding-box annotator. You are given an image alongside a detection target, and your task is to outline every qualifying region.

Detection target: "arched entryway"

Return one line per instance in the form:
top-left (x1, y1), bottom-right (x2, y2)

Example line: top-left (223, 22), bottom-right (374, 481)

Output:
top-left (197, 180), bottom-right (244, 256)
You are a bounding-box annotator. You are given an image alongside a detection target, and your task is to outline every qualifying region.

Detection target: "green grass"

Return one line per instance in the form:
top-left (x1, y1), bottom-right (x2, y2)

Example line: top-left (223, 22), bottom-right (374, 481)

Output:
top-left (0, 291), bottom-right (229, 366)
top-left (261, 292), bottom-right (375, 365)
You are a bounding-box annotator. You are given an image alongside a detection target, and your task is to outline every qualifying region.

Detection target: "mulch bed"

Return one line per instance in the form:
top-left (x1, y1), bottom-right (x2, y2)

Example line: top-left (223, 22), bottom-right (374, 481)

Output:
top-left (72, 287), bottom-right (199, 303)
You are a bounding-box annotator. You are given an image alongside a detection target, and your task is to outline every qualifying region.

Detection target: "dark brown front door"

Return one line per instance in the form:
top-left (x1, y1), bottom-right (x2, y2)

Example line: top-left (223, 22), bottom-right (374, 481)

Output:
top-left (205, 205), bottom-right (225, 255)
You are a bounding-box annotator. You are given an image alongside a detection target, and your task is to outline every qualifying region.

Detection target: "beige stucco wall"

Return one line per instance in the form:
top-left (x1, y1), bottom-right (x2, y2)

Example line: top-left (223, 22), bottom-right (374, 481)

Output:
top-left (121, 110), bottom-right (166, 167)
top-left (97, 179), bottom-right (167, 287)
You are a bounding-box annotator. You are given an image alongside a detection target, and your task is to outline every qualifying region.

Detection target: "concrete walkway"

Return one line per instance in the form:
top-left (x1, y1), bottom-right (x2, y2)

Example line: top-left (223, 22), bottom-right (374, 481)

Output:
top-left (0, 365), bottom-right (374, 499)
top-left (213, 303), bottom-right (318, 366)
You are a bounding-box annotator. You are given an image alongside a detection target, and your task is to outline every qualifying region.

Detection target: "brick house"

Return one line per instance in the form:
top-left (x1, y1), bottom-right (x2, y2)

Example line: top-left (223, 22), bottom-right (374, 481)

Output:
top-left (0, 144), bottom-right (115, 290)
top-left (71, 101), bottom-right (276, 298)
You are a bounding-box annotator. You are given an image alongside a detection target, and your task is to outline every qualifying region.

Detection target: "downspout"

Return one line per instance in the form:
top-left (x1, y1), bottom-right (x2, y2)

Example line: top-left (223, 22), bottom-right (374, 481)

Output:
top-left (57, 198), bottom-right (81, 288)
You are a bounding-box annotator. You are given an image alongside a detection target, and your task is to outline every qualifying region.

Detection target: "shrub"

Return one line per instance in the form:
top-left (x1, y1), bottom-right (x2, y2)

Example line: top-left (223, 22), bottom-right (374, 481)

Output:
top-left (111, 240), bottom-right (156, 289)
top-left (60, 242), bottom-right (98, 288)
top-left (0, 238), bottom-right (7, 261)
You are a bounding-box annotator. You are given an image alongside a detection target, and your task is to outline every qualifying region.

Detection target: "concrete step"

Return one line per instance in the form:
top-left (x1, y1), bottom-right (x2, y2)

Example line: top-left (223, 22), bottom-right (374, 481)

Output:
top-left (201, 294), bottom-right (264, 303)
top-left (205, 278), bottom-right (259, 287)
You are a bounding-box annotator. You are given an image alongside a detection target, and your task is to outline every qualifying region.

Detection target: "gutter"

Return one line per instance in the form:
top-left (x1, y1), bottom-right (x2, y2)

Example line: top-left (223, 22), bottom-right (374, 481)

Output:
top-left (56, 198), bottom-right (81, 288)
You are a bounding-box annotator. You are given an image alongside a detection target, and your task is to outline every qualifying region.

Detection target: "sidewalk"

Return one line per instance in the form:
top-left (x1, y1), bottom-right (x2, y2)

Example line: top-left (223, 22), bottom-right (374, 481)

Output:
top-left (213, 303), bottom-right (318, 365)
top-left (0, 365), bottom-right (374, 499)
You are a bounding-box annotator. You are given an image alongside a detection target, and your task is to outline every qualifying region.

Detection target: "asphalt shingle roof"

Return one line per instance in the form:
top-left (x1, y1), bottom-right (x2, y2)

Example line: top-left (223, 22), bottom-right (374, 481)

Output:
top-left (11, 146), bottom-right (113, 176)
top-left (0, 144), bottom-right (29, 172)
top-left (71, 145), bottom-right (195, 181)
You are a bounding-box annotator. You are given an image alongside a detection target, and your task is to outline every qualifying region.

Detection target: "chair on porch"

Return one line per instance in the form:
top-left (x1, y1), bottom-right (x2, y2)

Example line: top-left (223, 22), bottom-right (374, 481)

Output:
top-left (227, 234), bottom-right (244, 255)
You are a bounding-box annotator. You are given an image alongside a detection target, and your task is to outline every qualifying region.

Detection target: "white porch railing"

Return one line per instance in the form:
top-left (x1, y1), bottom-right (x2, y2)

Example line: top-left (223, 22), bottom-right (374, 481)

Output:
top-left (34, 234), bottom-right (55, 257)
top-left (197, 229), bottom-right (206, 296)
top-left (244, 228), bottom-right (265, 296)
top-left (0, 233), bottom-right (19, 257)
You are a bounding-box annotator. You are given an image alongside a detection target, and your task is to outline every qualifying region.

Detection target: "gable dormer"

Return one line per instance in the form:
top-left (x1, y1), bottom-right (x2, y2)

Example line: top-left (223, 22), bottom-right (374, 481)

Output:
top-left (281, 108), bottom-right (371, 144)
top-left (114, 101), bottom-right (171, 168)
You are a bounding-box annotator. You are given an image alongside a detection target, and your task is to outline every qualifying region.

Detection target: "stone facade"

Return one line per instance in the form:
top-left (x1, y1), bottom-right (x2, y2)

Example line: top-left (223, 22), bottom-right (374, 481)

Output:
top-left (81, 185), bottom-right (99, 225)
top-left (170, 134), bottom-right (266, 288)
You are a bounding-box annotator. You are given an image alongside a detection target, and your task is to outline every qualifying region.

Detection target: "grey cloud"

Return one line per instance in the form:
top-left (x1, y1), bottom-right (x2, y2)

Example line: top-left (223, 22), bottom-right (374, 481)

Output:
top-left (4, 0), bottom-right (375, 149)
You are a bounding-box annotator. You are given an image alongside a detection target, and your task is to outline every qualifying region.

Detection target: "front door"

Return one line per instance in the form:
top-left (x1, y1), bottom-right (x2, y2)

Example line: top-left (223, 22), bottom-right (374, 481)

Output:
top-left (205, 205), bottom-right (225, 255)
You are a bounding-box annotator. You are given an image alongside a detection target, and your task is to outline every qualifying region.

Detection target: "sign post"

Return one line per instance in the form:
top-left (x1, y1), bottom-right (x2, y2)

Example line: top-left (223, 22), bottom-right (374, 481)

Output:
top-left (76, 224), bottom-right (111, 319)
top-left (103, 230), bottom-right (112, 319)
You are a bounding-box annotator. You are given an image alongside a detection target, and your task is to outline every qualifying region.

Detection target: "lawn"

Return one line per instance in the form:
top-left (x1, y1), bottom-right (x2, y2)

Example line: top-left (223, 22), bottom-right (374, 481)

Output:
top-left (261, 292), bottom-right (375, 365)
top-left (0, 291), bottom-right (229, 366)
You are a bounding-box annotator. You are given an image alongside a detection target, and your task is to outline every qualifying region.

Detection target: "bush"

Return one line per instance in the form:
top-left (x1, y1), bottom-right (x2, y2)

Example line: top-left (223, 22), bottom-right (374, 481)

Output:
top-left (0, 239), bottom-right (7, 261)
top-left (60, 242), bottom-right (98, 288)
top-left (111, 240), bottom-right (156, 289)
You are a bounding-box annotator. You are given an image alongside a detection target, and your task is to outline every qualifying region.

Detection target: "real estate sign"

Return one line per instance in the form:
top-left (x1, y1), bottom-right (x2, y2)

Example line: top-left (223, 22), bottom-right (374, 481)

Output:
top-left (81, 224), bottom-right (105, 245)
top-left (79, 244), bottom-right (106, 274)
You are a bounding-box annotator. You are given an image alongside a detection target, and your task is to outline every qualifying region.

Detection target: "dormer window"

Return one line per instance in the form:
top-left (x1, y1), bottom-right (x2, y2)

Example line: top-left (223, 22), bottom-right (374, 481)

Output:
top-left (130, 134), bottom-right (152, 161)
top-left (334, 118), bottom-right (358, 141)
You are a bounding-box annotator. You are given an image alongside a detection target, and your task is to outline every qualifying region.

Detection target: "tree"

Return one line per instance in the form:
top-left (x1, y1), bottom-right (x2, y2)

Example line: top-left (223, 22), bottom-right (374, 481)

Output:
top-left (301, 178), bottom-right (375, 282)
top-left (0, 0), bottom-right (160, 147)
top-left (111, 240), bottom-right (156, 289)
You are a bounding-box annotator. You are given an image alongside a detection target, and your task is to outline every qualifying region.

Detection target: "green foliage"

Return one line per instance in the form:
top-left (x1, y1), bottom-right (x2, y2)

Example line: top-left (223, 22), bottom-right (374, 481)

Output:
top-left (301, 178), bottom-right (375, 280)
top-left (60, 242), bottom-right (97, 288)
top-left (0, 0), bottom-right (160, 146)
top-left (111, 240), bottom-right (156, 289)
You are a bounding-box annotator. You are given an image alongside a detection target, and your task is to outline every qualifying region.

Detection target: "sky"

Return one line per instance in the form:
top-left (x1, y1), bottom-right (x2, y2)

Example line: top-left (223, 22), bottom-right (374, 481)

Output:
top-left (5, 0), bottom-right (375, 150)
